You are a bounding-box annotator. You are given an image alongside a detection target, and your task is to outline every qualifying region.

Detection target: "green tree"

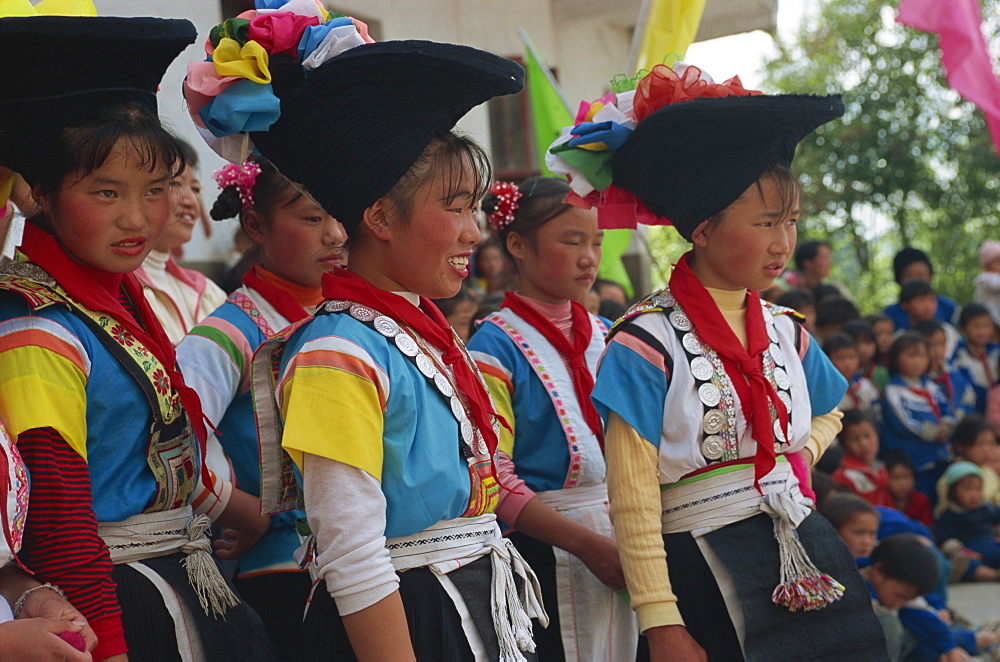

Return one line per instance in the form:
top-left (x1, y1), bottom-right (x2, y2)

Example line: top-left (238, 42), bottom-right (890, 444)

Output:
top-left (760, 0), bottom-right (1000, 314)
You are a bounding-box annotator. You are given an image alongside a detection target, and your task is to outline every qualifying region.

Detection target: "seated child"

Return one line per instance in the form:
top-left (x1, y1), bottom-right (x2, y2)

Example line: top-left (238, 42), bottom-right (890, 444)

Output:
top-left (946, 416), bottom-right (1000, 505)
top-left (951, 303), bottom-right (1000, 415)
top-left (881, 332), bottom-right (956, 498)
top-left (914, 320), bottom-right (978, 419)
top-left (884, 451), bottom-right (933, 526)
top-left (833, 410), bottom-right (892, 506)
top-left (845, 318), bottom-right (889, 394)
top-left (883, 247), bottom-right (959, 330)
top-left (863, 535), bottom-right (997, 662)
top-left (866, 313), bottom-right (895, 372)
top-left (825, 333), bottom-right (881, 415)
top-left (898, 280), bottom-right (960, 359)
top-left (934, 461), bottom-right (1000, 571)
top-left (819, 493), bottom-right (880, 560)
top-left (815, 295), bottom-right (859, 341)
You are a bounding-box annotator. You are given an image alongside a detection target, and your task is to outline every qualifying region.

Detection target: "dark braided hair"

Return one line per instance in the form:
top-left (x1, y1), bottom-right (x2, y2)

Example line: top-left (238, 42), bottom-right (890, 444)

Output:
top-left (209, 157), bottom-right (293, 222)
top-left (482, 176), bottom-right (573, 257)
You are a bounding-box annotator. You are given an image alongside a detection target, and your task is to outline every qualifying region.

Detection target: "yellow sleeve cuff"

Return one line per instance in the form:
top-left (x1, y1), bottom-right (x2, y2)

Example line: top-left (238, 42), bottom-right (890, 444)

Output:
top-left (636, 601), bottom-right (685, 633)
top-left (805, 408), bottom-right (843, 465)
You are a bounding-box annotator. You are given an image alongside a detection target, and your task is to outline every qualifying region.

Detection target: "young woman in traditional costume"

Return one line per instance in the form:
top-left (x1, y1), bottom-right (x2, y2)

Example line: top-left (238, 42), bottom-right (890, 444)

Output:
top-left (0, 16), bottom-right (274, 662)
top-left (135, 139), bottom-right (226, 346)
top-left (175, 157), bottom-right (347, 654)
top-left (547, 64), bottom-right (889, 661)
top-left (184, 4), bottom-right (543, 660)
top-left (468, 176), bottom-right (638, 661)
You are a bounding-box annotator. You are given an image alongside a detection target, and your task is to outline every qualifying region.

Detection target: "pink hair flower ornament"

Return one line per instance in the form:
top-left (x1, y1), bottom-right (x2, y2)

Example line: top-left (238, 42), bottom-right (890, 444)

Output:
top-left (213, 161), bottom-right (262, 211)
top-left (487, 181), bottom-right (522, 231)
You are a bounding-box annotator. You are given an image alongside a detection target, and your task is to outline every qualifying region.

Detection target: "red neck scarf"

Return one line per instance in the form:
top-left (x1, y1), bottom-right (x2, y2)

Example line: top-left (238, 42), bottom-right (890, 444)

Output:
top-left (243, 264), bottom-right (315, 323)
top-left (502, 291), bottom-right (604, 449)
top-left (18, 224), bottom-right (210, 452)
top-left (669, 252), bottom-right (789, 490)
top-left (322, 269), bottom-right (508, 459)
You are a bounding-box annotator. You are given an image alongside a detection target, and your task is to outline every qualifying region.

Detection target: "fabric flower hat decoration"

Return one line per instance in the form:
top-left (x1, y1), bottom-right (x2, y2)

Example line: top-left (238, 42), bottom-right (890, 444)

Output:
top-left (183, 0), bottom-right (374, 163)
top-left (547, 63), bottom-right (844, 240)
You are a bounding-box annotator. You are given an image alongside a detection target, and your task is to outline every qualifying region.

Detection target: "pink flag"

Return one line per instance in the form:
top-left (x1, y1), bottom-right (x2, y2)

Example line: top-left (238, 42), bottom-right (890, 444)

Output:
top-left (898, 0), bottom-right (1000, 154)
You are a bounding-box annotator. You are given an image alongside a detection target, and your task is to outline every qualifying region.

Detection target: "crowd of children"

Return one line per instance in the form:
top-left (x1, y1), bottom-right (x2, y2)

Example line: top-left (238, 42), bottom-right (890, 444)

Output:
top-left (790, 239), bottom-right (1000, 660)
top-left (0, 3), bottom-right (997, 662)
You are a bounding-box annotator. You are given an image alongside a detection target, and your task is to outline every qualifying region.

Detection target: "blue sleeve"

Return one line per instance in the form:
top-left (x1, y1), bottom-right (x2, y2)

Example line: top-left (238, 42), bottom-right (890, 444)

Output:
top-left (874, 506), bottom-right (934, 540)
top-left (898, 604), bottom-right (958, 656)
top-left (801, 332), bottom-right (849, 416)
top-left (592, 323), bottom-right (669, 446)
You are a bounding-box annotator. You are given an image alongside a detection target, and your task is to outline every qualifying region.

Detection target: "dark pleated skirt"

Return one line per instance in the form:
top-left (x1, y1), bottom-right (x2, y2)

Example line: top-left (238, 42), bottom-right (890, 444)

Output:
top-left (234, 570), bottom-right (313, 661)
top-left (664, 512), bottom-right (891, 662)
top-left (300, 556), bottom-right (537, 662)
top-left (112, 552), bottom-right (277, 662)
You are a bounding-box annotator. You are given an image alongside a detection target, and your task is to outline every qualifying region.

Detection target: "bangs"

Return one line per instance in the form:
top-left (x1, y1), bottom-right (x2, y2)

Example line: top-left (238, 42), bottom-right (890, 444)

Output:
top-left (39, 97), bottom-right (184, 192)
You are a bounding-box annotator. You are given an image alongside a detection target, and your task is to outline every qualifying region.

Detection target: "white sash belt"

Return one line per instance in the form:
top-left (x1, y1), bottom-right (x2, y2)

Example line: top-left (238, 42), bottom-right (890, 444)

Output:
top-left (386, 515), bottom-right (548, 662)
top-left (534, 482), bottom-right (608, 512)
top-left (660, 459), bottom-right (847, 613)
top-left (660, 459), bottom-right (807, 537)
top-left (99, 506), bottom-right (240, 662)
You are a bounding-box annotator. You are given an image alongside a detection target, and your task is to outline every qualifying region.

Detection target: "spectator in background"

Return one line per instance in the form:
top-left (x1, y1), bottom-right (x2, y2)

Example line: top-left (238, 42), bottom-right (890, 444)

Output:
top-left (825, 333), bottom-right (880, 415)
top-left (883, 247), bottom-right (959, 330)
top-left (898, 280), bottom-right (960, 358)
top-left (472, 240), bottom-right (513, 297)
top-left (814, 295), bottom-right (860, 341)
top-left (974, 239), bottom-right (1000, 326)
top-left (884, 451), bottom-right (933, 526)
top-left (951, 303), bottom-right (1000, 415)
top-left (943, 416), bottom-right (1000, 506)
top-left (593, 277), bottom-right (628, 307)
top-left (881, 332), bottom-right (956, 499)
top-left (845, 318), bottom-right (889, 394)
top-left (832, 410), bottom-right (892, 506)
top-left (866, 313), bottom-right (895, 371)
top-left (914, 319), bottom-right (979, 420)
top-left (776, 289), bottom-right (817, 333)
top-left (934, 462), bottom-right (1000, 574)
top-left (435, 286), bottom-right (480, 344)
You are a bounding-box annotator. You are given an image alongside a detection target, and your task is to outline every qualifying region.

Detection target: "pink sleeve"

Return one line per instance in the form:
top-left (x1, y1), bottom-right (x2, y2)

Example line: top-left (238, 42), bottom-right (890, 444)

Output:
top-left (493, 450), bottom-right (537, 527)
top-left (786, 451), bottom-right (816, 501)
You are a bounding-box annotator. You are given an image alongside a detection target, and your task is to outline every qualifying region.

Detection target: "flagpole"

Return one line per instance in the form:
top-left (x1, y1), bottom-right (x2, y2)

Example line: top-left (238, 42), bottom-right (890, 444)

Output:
top-left (516, 27), bottom-right (573, 116)
top-left (627, 0), bottom-right (653, 75)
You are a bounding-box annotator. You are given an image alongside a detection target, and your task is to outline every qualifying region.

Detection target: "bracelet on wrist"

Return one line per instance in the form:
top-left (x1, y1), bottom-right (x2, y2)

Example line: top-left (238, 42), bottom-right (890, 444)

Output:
top-left (12, 582), bottom-right (65, 617)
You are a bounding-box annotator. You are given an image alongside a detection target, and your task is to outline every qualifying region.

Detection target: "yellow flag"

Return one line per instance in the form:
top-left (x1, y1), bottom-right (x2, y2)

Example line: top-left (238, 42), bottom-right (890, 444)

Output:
top-left (633, 0), bottom-right (707, 74)
top-left (35, 0), bottom-right (97, 15)
top-left (0, 0), bottom-right (96, 16)
top-left (0, 0), bottom-right (36, 16)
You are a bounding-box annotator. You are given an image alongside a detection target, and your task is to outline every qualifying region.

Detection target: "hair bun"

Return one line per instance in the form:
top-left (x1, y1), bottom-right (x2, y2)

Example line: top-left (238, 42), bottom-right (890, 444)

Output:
top-left (210, 185), bottom-right (242, 220)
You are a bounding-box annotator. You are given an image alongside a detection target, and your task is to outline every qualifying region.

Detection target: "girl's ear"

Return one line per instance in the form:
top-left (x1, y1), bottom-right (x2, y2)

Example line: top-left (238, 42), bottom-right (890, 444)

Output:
top-left (506, 231), bottom-right (527, 262)
top-left (689, 219), bottom-right (713, 249)
top-left (242, 209), bottom-right (267, 245)
top-left (31, 185), bottom-right (51, 215)
top-left (362, 199), bottom-right (392, 241)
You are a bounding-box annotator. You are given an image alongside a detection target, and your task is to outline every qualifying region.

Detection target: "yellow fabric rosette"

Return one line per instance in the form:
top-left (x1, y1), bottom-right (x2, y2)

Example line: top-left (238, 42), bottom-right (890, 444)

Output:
top-left (0, 0), bottom-right (96, 16)
top-left (213, 38), bottom-right (271, 84)
top-left (576, 101), bottom-right (609, 151)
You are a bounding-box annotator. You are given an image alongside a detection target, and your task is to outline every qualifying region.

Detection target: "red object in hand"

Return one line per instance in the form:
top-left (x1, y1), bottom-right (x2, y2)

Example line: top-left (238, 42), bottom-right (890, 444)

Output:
top-left (60, 631), bottom-right (87, 651)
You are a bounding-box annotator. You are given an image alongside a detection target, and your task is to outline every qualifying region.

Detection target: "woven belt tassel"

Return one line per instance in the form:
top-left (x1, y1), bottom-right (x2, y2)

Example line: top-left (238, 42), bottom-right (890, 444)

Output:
top-left (760, 493), bottom-right (845, 612)
top-left (180, 515), bottom-right (240, 618)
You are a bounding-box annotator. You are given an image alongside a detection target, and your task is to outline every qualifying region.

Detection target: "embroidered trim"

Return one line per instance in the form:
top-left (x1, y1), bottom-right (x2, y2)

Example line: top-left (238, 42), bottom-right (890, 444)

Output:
top-left (227, 291), bottom-right (277, 337)
top-left (483, 313), bottom-right (586, 488)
